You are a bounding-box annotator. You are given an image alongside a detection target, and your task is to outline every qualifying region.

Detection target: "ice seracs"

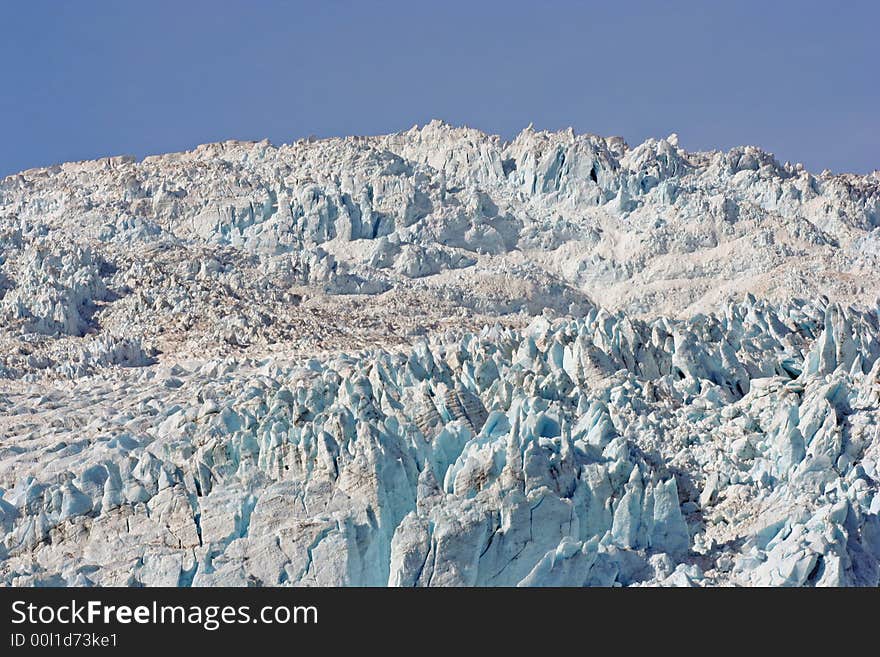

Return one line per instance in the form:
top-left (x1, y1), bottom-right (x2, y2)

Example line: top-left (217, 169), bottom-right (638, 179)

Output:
top-left (1, 296), bottom-right (878, 586)
top-left (0, 122), bottom-right (879, 586)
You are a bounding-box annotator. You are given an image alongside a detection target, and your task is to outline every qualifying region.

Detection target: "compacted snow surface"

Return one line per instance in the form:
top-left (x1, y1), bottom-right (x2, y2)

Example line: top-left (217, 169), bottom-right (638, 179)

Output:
top-left (1, 121), bottom-right (879, 586)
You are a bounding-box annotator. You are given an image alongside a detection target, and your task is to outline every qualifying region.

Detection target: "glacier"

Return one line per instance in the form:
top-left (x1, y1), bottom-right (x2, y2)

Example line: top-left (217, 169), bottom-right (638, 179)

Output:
top-left (0, 121), bottom-right (879, 586)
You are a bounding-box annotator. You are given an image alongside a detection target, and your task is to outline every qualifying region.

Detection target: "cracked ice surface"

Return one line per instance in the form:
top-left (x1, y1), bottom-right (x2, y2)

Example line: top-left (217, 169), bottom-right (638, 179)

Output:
top-left (1, 121), bottom-right (880, 586)
top-left (1, 299), bottom-right (879, 586)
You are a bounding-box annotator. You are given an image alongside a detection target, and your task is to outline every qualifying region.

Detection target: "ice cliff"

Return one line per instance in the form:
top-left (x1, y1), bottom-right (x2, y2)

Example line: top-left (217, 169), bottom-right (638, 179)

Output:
top-left (0, 122), bottom-right (878, 586)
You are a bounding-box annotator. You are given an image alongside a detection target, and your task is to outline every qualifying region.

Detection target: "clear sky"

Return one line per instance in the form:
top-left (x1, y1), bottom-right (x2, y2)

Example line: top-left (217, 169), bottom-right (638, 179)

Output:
top-left (1, 0), bottom-right (877, 177)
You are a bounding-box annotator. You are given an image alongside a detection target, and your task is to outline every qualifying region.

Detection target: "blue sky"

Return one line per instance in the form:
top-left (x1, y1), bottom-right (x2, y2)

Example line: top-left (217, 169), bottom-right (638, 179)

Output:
top-left (1, 0), bottom-right (877, 177)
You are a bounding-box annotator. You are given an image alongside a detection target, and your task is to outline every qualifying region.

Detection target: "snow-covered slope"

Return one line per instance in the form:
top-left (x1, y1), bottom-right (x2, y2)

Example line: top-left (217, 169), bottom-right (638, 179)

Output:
top-left (1, 122), bottom-right (879, 586)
